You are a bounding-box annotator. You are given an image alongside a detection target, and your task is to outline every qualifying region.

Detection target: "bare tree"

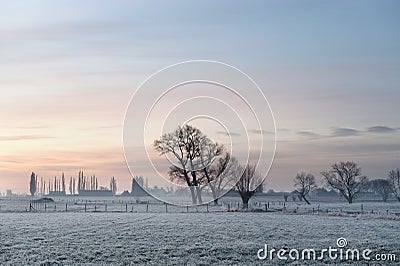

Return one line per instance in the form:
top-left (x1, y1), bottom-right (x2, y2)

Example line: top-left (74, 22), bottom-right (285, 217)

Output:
top-left (205, 152), bottom-right (234, 204)
top-left (368, 179), bottom-right (392, 202)
top-left (154, 125), bottom-right (221, 204)
top-left (29, 172), bottom-right (37, 196)
top-left (78, 171), bottom-right (81, 193)
top-left (110, 176), bottom-right (117, 195)
top-left (40, 177), bottom-right (44, 195)
top-left (196, 140), bottom-right (233, 205)
top-left (197, 138), bottom-right (221, 201)
top-left (233, 163), bottom-right (262, 208)
top-left (154, 125), bottom-right (196, 203)
top-left (293, 172), bottom-right (317, 205)
top-left (69, 176), bottom-right (73, 195)
top-left (322, 161), bottom-right (368, 204)
top-left (388, 169), bottom-right (400, 202)
top-left (61, 173), bottom-right (66, 193)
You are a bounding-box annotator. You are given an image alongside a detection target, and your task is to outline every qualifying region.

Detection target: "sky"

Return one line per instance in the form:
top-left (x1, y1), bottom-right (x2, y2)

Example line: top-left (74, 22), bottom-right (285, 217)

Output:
top-left (1, 0), bottom-right (399, 194)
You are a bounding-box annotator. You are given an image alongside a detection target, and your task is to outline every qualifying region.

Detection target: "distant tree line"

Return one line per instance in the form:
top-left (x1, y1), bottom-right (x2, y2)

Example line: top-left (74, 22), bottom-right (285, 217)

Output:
top-left (293, 162), bottom-right (400, 204)
top-left (29, 172), bottom-right (67, 196)
top-left (29, 171), bottom-right (118, 196)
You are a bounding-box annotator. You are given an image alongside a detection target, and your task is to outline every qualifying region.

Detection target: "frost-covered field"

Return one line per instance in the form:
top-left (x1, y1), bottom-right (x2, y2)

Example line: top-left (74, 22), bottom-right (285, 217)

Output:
top-left (1, 209), bottom-right (399, 265)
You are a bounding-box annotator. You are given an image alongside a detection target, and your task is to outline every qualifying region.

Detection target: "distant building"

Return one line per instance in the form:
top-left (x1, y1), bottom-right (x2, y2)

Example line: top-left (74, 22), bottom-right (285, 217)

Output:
top-left (78, 189), bottom-right (113, 197)
top-left (120, 190), bottom-right (130, 197)
top-left (131, 179), bottom-right (151, 197)
top-left (6, 189), bottom-right (12, 197)
top-left (48, 191), bottom-right (66, 196)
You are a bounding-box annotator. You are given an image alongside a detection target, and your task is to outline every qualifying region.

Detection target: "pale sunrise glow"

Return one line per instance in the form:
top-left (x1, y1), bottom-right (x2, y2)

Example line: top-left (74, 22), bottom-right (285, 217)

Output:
top-left (1, 1), bottom-right (400, 194)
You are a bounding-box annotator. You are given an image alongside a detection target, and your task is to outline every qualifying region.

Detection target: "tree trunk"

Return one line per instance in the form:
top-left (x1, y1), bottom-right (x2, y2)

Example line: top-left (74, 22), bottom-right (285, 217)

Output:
top-left (348, 196), bottom-right (353, 204)
top-left (204, 169), bottom-right (217, 203)
top-left (302, 195), bottom-right (311, 205)
top-left (196, 186), bottom-right (203, 204)
top-left (209, 184), bottom-right (217, 203)
top-left (182, 169), bottom-right (197, 204)
top-left (189, 186), bottom-right (197, 204)
top-left (240, 193), bottom-right (250, 209)
top-left (189, 168), bottom-right (202, 204)
top-left (298, 195), bottom-right (303, 201)
top-left (346, 188), bottom-right (353, 204)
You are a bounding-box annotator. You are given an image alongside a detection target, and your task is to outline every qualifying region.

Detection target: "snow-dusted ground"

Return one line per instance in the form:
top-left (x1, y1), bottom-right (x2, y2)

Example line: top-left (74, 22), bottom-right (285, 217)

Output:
top-left (1, 207), bottom-right (399, 265)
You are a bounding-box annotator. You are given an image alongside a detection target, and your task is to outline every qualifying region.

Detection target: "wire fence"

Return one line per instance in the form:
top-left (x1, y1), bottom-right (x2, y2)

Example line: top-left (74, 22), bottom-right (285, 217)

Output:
top-left (1, 197), bottom-right (400, 218)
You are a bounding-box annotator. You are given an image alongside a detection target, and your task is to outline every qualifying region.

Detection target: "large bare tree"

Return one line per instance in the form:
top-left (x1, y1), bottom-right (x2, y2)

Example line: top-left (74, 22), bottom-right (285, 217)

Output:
top-left (154, 124), bottom-right (224, 204)
top-left (388, 169), bottom-right (400, 202)
top-left (293, 172), bottom-right (317, 205)
top-left (322, 161), bottom-right (368, 204)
